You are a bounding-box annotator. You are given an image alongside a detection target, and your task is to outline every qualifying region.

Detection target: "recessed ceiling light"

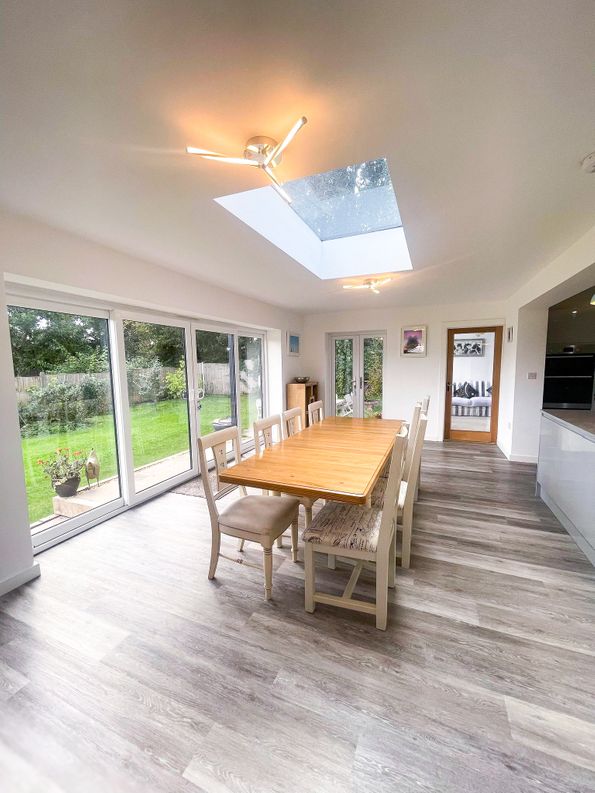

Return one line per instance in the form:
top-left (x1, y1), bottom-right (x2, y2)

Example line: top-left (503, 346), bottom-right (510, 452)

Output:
top-left (591, 293), bottom-right (595, 305)
top-left (571, 309), bottom-right (578, 314)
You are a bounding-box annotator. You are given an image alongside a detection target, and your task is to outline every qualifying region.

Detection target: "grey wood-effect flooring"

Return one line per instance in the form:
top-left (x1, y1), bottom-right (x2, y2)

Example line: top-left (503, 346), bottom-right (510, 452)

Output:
top-left (1, 442), bottom-right (594, 793)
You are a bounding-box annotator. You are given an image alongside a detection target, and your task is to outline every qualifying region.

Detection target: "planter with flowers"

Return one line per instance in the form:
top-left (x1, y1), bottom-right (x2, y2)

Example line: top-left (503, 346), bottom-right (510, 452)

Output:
top-left (38, 448), bottom-right (85, 497)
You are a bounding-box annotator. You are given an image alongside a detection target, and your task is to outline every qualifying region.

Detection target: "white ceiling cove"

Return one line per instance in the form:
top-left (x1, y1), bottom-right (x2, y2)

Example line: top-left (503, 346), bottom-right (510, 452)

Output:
top-left (1, 0), bottom-right (595, 312)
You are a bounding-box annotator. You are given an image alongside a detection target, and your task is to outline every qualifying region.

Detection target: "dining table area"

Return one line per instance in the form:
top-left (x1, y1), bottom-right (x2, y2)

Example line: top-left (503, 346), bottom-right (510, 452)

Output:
top-left (218, 416), bottom-right (406, 505)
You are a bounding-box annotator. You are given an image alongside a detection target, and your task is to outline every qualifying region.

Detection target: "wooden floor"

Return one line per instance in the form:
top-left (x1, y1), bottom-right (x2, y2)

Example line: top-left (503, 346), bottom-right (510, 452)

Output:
top-left (1, 442), bottom-right (594, 792)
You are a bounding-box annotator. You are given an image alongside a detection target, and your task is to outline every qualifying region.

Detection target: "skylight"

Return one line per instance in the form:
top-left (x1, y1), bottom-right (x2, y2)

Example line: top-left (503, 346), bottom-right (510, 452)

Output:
top-left (215, 157), bottom-right (412, 280)
top-left (284, 157), bottom-right (401, 241)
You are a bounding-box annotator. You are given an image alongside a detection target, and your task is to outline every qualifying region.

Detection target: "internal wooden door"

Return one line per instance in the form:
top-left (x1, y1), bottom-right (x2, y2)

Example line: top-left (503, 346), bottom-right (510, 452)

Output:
top-left (444, 326), bottom-right (502, 443)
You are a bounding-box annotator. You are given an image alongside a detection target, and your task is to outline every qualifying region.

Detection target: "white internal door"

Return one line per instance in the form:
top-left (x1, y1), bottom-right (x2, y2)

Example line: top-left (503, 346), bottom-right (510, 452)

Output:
top-left (329, 333), bottom-right (385, 418)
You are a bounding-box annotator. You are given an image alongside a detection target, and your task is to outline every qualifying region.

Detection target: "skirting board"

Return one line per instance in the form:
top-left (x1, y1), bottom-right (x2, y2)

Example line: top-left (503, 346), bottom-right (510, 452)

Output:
top-left (540, 488), bottom-right (595, 567)
top-left (0, 562), bottom-right (41, 598)
top-left (509, 453), bottom-right (538, 464)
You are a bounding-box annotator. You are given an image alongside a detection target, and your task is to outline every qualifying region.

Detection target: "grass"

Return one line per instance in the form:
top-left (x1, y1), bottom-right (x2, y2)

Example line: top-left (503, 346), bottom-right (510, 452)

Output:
top-left (21, 394), bottom-right (256, 524)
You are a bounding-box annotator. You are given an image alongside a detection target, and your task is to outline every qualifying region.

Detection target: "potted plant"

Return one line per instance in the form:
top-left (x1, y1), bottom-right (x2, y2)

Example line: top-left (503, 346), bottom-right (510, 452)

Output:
top-left (38, 448), bottom-right (85, 497)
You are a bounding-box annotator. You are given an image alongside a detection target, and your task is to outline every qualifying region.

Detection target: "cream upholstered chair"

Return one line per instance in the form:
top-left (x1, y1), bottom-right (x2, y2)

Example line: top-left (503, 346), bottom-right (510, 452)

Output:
top-left (197, 426), bottom-right (300, 600)
top-left (373, 414), bottom-right (427, 569)
top-left (308, 400), bottom-right (324, 424)
top-left (282, 406), bottom-right (303, 437)
top-left (253, 414), bottom-right (283, 496)
top-left (416, 395), bottom-right (430, 499)
top-left (303, 427), bottom-right (408, 630)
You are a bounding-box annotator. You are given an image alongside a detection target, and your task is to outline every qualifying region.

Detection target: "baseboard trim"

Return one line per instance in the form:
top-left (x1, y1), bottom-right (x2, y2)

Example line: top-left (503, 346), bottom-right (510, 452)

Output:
top-left (0, 563), bottom-right (41, 598)
top-left (509, 453), bottom-right (538, 464)
top-left (540, 489), bottom-right (595, 567)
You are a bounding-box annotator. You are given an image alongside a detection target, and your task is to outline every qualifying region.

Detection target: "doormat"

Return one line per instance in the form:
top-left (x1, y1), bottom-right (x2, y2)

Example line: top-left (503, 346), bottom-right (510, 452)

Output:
top-left (172, 476), bottom-right (207, 498)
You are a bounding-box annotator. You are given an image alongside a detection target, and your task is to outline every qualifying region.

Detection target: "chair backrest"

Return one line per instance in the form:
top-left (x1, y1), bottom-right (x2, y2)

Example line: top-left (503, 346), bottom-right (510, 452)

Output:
top-left (404, 402), bottom-right (422, 479)
top-left (308, 400), bottom-right (324, 424)
top-left (377, 426), bottom-right (409, 551)
top-left (402, 414), bottom-right (428, 513)
top-left (254, 414), bottom-right (282, 452)
top-left (422, 394), bottom-right (430, 413)
top-left (197, 426), bottom-right (242, 525)
top-left (282, 406), bottom-right (303, 438)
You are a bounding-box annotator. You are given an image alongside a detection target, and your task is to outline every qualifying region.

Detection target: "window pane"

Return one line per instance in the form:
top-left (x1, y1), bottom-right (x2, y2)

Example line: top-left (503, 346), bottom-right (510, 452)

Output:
top-left (8, 305), bottom-right (121, 533)
top-left (334, 339), bottom-right (354, 416)
top-left (363, 336), bottom-right (384, 418)
top-left (196, 329), bottom-right (237, 436)
top-left (239, 336), bottom-right (263, 441)
top-left (451, 332), bottom-right (495, 432)
top-left (123, 320), bottom-right (192, 492)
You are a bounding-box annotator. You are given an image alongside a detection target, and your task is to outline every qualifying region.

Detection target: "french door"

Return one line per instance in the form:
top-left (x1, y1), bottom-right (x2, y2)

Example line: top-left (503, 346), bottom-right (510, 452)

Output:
top-left (329, 333), bottom-right (385, 418)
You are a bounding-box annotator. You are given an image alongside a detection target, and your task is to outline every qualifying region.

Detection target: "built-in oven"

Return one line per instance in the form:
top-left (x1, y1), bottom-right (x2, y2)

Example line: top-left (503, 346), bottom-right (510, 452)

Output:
top-left (543, 353), bottom-right (595, 410)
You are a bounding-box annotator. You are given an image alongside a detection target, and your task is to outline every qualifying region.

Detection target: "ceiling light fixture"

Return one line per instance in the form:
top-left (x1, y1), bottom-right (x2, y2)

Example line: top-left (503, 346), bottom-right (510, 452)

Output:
top-left (343, 278), bottom-right (392, 295)
top-left (187, 116), bottom-right (307, 204)
top-left (591, 293), bottom-right (595, 305)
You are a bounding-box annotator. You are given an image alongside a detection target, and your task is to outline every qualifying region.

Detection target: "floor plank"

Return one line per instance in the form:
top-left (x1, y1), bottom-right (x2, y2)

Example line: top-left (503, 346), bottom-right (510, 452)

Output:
top-left (1, 441), bottom-right (594, 792)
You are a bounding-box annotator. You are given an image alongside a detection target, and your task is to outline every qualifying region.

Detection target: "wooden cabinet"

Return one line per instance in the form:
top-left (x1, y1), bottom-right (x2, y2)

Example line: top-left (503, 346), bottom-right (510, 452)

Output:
top-left (286, 382), bottom-right (319, 427)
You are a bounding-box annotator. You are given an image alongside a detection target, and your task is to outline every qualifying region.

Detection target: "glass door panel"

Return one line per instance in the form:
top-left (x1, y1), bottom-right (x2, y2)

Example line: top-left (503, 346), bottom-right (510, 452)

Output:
top-left (8, 304), bottom-right (121, 537)
top-left (334, 338), bottom-right (355, 416)
top-left (450, 331), bottom-right (495, 434)
top-left (123, 319), bottom-right (192, 492)
top-left (195, 329), bottom-right (237, 437)
top-left (362, 336), bottom-right (384, 418)
top-left (239, 335), bottom-right (264, 442)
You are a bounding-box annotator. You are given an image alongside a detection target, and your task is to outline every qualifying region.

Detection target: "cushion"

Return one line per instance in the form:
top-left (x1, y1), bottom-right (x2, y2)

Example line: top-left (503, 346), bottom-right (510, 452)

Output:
top-left (451, 396), bottom-right (470, 406)
top-left (303, 501), bottom-right (383, 552)
top-left (219, 495), bottom-right (299, 535)
top-left (469, 396), bottom-right (491, 408)
top-left (487, 385), bottom-right (492, 394)
top-left (453, 383), bottom-right (467, 398)
top-left (464, 382), bottom-right (479, 399)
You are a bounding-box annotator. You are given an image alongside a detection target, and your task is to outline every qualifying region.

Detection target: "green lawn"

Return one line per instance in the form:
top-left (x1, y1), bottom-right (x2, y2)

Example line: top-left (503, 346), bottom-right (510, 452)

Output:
top-left (22, 394), bottom-right (255, 524)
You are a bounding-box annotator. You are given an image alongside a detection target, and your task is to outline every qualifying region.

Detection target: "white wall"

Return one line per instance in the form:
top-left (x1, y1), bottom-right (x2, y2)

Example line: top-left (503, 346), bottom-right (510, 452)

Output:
top-left (301, 301), bottom-right (507, 442)
top-left (0, 278), bottom-right (40, 595)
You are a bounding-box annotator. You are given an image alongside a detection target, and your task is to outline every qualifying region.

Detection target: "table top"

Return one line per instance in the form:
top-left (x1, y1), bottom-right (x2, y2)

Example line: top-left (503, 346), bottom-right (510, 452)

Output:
top-left (219, 416), bottom-right (405, 504)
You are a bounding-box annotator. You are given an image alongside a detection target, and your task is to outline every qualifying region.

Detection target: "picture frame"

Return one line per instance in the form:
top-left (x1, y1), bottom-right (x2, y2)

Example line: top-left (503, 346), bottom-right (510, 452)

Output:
top-left (401, 325), bottom-right (427, 357)
top-left (454, 339), bottom-right (485, 357)
top-left (287, 331), bottom-right (301, 357)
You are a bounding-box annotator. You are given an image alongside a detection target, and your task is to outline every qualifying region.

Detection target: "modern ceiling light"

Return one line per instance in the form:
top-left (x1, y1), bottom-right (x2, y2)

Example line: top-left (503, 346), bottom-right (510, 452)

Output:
top-left (187, 116), bottom-right (307, 203)
top-left (591, 293), bottom-right (595, 305)
top-left (343, 277), bottom-right (391, 294)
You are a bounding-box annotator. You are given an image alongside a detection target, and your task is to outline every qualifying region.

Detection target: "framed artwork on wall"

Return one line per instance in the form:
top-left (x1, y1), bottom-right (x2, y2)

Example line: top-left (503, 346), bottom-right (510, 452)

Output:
top-left (401, 325), bottom-right (427, 357)
top-left (287, 331), bottom-right (301, 356)
top-left (454, 339), bottom-right (485, 357)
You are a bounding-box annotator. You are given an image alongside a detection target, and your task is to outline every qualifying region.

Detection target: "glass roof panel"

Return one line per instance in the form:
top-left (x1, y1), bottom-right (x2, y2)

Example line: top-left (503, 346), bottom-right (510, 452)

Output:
top-left (283, 157), bottom-right (401, 241)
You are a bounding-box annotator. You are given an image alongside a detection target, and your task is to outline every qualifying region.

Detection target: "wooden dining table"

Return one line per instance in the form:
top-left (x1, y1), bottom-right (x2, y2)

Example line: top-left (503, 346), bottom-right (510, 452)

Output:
top-left (218, 416), bottom-right (405, 505)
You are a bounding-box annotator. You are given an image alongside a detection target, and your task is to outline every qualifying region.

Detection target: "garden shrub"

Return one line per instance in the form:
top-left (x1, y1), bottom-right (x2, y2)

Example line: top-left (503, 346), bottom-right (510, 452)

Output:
top-left (126, 357), bottom-right (165, 403)
top-left (164, 359), bottom-right (187, 400)
top-left (18, 381), bottom-right (89, 435)
top-left (79, 375), bottom-right (111, 416)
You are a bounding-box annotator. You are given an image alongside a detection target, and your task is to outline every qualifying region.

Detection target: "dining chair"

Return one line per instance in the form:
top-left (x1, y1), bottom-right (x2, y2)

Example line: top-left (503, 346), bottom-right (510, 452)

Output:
top-left (262, 410), bottom-right (317, 532)
top-left (197, 426), bottom-right (300, 600)
top-left (373, 414), bottom-right (428, 568)
top-left (308, 400), bottom-right (324, 424)
top-left (416, 395), bottom-right (430, 498)
top-left (251, 414), bottom-right (283, 549)
top-left (282, 406), bottom-right (303, 437)
top-left (303, 427), bottom-right (408, 630)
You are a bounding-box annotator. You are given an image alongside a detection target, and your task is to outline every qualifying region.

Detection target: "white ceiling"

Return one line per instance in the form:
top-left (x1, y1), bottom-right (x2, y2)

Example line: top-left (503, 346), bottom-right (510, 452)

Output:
top-left (1, 0), bottom-right (594, 313)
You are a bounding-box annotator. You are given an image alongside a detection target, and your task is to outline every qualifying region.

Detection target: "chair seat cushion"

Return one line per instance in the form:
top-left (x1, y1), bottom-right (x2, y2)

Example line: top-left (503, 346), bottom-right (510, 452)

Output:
top-left (219, 495), bottom-right (299, 535)
top-left (302, 501), bottom-right (383, 553)
top-left (451, 396), bottom-right (471, 406)
top-left (371, 477), bottom-right (406, 513)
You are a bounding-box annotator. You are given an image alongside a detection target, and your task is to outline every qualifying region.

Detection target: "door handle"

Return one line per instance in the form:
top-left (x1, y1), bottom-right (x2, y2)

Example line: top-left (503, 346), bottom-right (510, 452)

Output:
top-left (359, 376), bottom-right (363, 390)
top-left (446, 382), bottom-right (451, 392)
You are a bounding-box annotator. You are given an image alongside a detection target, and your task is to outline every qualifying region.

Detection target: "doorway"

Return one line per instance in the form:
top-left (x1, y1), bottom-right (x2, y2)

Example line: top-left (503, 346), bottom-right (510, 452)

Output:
top-left (444, 326), bottom-right (502, 443)
top-left (329, 333), bottom-right (385, 418)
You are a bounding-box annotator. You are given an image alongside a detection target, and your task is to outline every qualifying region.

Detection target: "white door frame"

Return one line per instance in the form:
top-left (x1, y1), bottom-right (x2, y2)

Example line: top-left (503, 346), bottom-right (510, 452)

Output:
top-left (327, 331), bottom-right (387, 418)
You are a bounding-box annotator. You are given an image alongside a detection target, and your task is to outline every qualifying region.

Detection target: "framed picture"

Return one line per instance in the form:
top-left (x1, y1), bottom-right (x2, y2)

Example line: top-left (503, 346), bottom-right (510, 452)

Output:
top-left (401, 326), bottom-right (427, 357)
top-left (454, 339), bottom-right (485, 357)
top-left (287, 331), bottom-right (301, 357)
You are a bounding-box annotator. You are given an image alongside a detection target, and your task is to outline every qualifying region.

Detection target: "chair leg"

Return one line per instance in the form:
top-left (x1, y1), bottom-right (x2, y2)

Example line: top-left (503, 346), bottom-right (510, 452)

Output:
top-left (388, 529), bottom-right (396, 588)
top-left (276, 536), bottom-right (283, 548)
top-left (238, 538), bottom-right (245, 552)
top-left (304, 541), bottom-right (315, 613)
top-left (208, 529), bottom-right (221, 580)
top-left (327, 554), bottom-right (336, 570)
top-left (263, 545), bottom-right (273, 600)
top-left (376, 550), bottom-right (389, 631)
top-left (291, 518), bottom-right (298, 562)
top-left (401, 505), bottom-right (413, 569)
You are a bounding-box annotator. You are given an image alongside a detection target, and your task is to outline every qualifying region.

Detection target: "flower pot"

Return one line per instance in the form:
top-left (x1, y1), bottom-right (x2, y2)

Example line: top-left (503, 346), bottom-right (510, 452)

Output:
top-left (54, 476), bottom-right (81, 498)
